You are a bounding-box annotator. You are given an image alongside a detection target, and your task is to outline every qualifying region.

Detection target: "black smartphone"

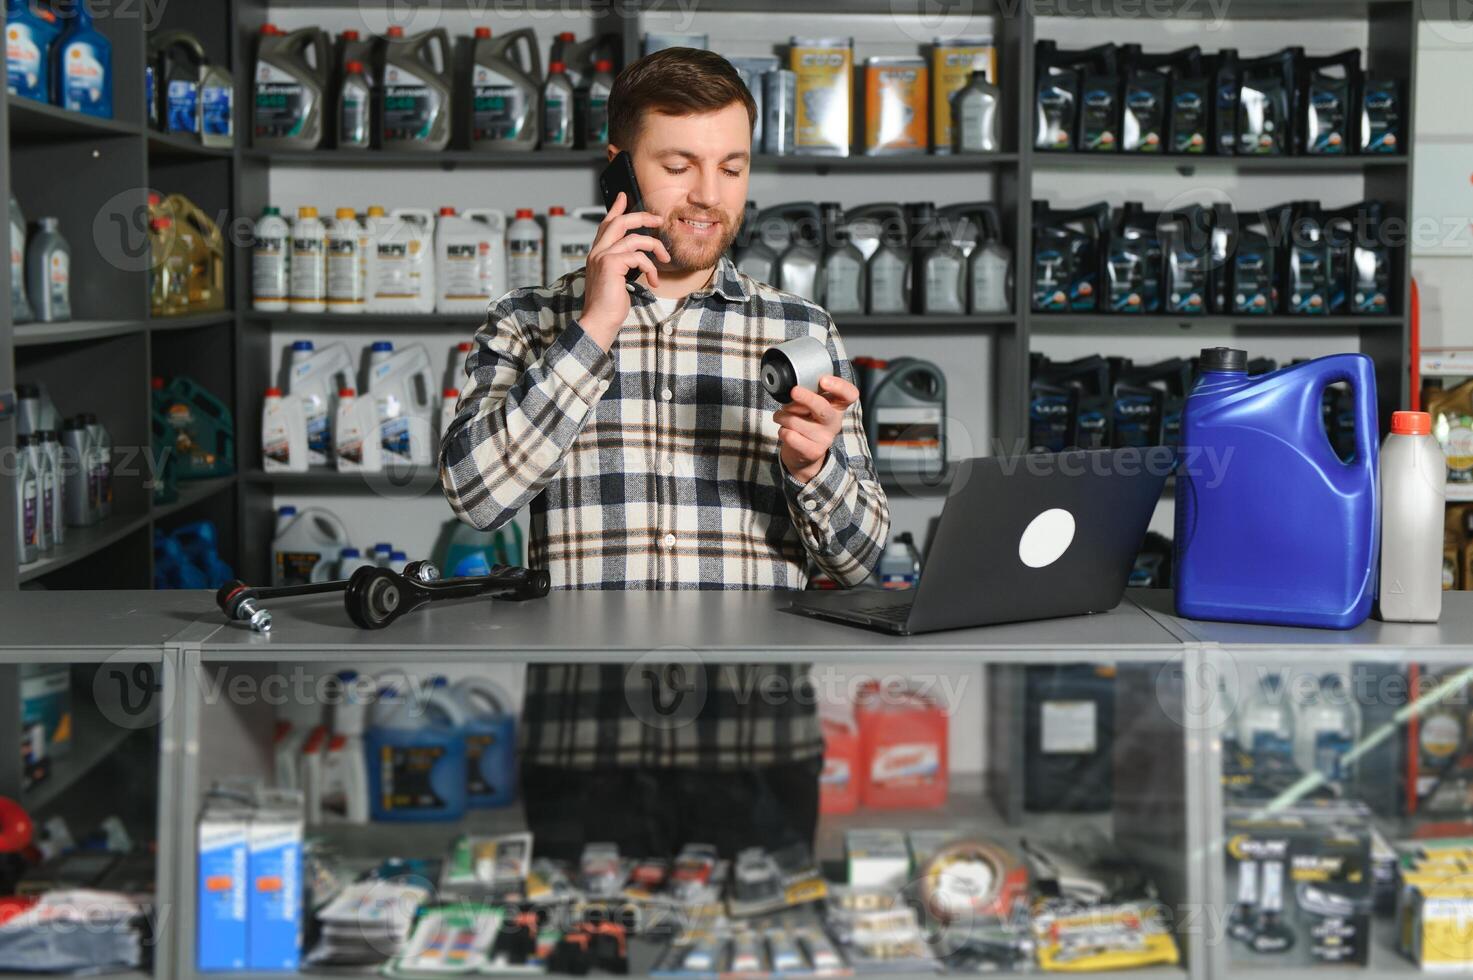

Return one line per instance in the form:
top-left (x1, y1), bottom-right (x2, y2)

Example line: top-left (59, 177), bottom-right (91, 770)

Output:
top-left (598, 150), bottom-right (649, 284)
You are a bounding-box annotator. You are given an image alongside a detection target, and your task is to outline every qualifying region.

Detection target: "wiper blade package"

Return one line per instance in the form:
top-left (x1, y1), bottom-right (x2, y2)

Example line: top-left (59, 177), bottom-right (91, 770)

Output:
top-left (1031, 200), bottom-right (1108, 311)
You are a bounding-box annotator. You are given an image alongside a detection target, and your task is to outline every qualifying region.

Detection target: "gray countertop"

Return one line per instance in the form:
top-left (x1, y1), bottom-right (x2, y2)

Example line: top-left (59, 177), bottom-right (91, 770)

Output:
top-left (190, 588), bottom-right (1186, 662)
top-left (0, 589), bottom-right (1467, 663)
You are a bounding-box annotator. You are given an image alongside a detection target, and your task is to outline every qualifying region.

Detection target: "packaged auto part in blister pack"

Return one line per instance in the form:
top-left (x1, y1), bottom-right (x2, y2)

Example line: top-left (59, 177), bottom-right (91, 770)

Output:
top-left (727, 843), bottom-right (828, 918)
top-left (1223, 810), bottom-right (1372, 966)
top-left (441, 832), bottom-right (534, 893)
top-left (654, 919), bottom-right (851, 979)
top-left (1030, 901), bottom-right (1180, 972)
top-left (383, 903), bottom-right (504, 977)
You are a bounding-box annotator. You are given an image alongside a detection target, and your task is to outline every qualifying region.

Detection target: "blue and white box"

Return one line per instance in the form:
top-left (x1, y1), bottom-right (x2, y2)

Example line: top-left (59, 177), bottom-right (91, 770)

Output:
top-left (196, 804), bottom-right (249, 971)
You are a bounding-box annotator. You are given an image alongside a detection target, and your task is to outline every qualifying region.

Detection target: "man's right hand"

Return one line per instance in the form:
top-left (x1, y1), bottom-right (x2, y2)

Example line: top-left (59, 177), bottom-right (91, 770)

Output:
top-left (580, 191), bottom-right (671, 351)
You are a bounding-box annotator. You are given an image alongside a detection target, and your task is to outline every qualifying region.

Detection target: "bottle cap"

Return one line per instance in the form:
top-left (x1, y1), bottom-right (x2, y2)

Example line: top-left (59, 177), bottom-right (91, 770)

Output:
top-left (515, 208), bottom-right (534, 219)
top-left (265, 386), bottom-right (283, 397)
top-left (261, 23), bottom-right (282, 35)
top-left (336, 207), bottom-right (356, 219)
top-left (262, 205), bottom-right (280, 216)
top-left (440, 206), bottom-right (457, 216)
top-left (150, 217), bottom-right (172, 230)
top-left (457, 341), bottom-right (474, 351)
top-left (474, 27), bottom-right (491, 39)
top-left (345, 60), bottom-right (364, 75)
top-left (443, 387), bottom-right (459, 398)
top-left (391, 551), bottom-right (407, 561)
top-left (293, 339), bottom-right (314, 351)
top-left (279, 505), bottom-right (297, 516)
top-left (595, 59), bottom-right (613, 72)
top-left (339, 387), bottom-right (356, 398)
top-left (372, 340), bottom-right (393, 352)
top-left (298, 205), bottom-right (317, 218)
top-left (386, 26), bottom-right (404, 38)
top-left (341, 30), bottom-right (359, 41)
top-left (1391, 411), bottom-right (1432, 436)
top-left (367, 205), bottom-right (385, 217)
top-left (548, 206), bottom-right (565, 216)
top-left (558, 31), bottom-right (575, 40)
top-left (375, 542), bottom-right (392, 552)
top-left (341, 547), bottom-right (361, 558)
top-left (550, 60), bottom-right (566, 73)
top-left (1198, 347), bottom-right (1247, 373)
top-left (151, 377), bottom-right (164, 390)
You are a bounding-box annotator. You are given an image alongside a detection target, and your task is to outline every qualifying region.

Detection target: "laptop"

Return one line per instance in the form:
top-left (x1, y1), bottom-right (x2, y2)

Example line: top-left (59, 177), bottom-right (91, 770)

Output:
top-left (786, 448), bottom-right (1171, 635)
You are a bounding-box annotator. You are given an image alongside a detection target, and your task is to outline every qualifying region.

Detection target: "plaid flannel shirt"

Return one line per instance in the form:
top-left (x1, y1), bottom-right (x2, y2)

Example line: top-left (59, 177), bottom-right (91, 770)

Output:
top-left (440, 255), bottom-right (891, 768)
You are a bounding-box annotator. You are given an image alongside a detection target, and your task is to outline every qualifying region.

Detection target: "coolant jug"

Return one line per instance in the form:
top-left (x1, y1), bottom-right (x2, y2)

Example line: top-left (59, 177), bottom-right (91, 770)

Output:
top-left (1175, 347), bottom-right (1379, 629)
top-left (450, 677), bottom-right (517, 808)
top-left (365, 679), bottom-right (468, 822)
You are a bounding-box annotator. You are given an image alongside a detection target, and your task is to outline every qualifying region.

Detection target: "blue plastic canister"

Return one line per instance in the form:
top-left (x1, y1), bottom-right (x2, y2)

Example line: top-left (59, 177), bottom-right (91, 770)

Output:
top-left (365, 679), bottom-right (468, 821)
top-left (451, 677), bottom-right (517, 808)
top-left (1175, 347), bottom-right (1379, 629)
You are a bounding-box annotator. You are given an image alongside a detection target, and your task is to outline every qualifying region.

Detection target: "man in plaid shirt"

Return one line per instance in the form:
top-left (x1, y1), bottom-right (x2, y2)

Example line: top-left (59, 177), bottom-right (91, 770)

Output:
top-left (441, 48), bottom-right (891, 860)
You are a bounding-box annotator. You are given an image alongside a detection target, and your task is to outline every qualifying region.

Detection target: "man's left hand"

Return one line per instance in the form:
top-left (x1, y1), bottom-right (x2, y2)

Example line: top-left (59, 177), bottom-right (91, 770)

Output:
top-left (774, 375), bottom-right (861, 485)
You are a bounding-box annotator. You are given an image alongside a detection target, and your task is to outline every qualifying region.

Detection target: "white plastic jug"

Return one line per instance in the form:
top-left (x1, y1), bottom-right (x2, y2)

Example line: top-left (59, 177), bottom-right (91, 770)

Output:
top-left (366, 341), bottom-right (435, 466)
top-left (261, 386), bottom-right (308, 472)
top-left (272, 505), bottom-right (349, 586)
top-left (326, 208), bottom-right (366, 313)
top-left (286, 340), bottom-right (354, 467)
top-left (333, 387), bottom-right (382, 473)
top-left (368, 207), bottom-right (435, 313)
top-left (435, 207), bottom-right (507, 314)
top-left (546, 205), bottom-right (603, 282)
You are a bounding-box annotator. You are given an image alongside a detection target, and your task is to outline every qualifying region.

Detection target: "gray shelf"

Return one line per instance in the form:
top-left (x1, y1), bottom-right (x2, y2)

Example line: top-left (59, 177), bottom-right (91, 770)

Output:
top-left (244, 148), bottom-right (1017, 172)
top-left (246, 312), bottom-right (1014, 332)
top-left (6, 95), bottom-right (139, 142)
top-left (1030, 314), bottom-right (1403, 331)
top-left (16, 511), bottom-right (152, 585)
top-left (1032, 152), bottom-right (1406, 173)
top-left (151, 475), bottom-right (237, 522)
top-left (14, 319), bottom-right (148, 347)
top-left (22, 693), bottom-right (135, 811)
top-left (146, 130), bottom-right (234, 161)
top-left (148, 312), bottom-right (235, 333)
top-left (0, 590), bottom-right (213, 653)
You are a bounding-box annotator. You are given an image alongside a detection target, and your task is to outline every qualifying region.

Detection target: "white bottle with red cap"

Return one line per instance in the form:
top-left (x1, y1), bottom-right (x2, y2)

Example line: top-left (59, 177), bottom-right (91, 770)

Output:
top-left (448, 340), bottom-right (474, 392)
top-left (440, 388), bottom-right (460, 440)
top-left (1379, 410), bottom-right (1446, 622)
top-left (507, 208), bottom-right (543, 290)
top-left (333, 386), bottom-right (382, 473)
top-left (262, 386), bottom-right (308, 473)
top-left (542, 60), bottom-right (575, 149)
top-left (435, 206), bottom-right (508, 313)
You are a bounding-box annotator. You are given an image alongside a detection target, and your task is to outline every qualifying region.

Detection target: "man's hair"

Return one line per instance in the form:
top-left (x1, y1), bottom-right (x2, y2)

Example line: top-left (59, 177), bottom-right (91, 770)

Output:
top-left (607, 48), bottom-right (757, 151)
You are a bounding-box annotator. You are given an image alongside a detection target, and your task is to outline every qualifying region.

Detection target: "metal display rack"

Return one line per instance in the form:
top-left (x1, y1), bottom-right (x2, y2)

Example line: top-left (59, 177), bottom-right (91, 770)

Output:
top-left (0, 589), bottom-right (1467, 980)
top-left (0, 0), bottom-right (1418, 587)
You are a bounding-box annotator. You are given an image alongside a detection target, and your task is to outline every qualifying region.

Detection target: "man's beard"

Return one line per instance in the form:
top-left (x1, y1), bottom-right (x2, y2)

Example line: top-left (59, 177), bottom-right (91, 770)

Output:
top-left (658, 206), bottom-right (740, 272)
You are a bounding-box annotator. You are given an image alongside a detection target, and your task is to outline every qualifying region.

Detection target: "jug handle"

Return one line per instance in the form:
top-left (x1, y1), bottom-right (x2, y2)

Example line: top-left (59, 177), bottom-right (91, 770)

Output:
top-left (307, 31), bottom-right (330, 80)
top-left (1313, 353), bottom-right (1380, 470)
top-left (515, 30), bottom-right (542, 82)
top-left (425, 30), bottom-right (450, 74)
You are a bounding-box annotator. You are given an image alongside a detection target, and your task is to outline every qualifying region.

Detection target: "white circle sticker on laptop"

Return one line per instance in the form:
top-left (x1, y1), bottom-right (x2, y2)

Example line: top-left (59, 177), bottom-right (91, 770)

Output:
top-left (1018, 508), bottom-right (1076, 568)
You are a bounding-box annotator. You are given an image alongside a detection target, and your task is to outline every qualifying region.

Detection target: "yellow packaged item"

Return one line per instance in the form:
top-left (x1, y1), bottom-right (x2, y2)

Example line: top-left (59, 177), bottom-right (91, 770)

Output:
top-left (790, 37), bottom-right (852, 156)
top-left (863, 57), bottom-right (927, 155)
